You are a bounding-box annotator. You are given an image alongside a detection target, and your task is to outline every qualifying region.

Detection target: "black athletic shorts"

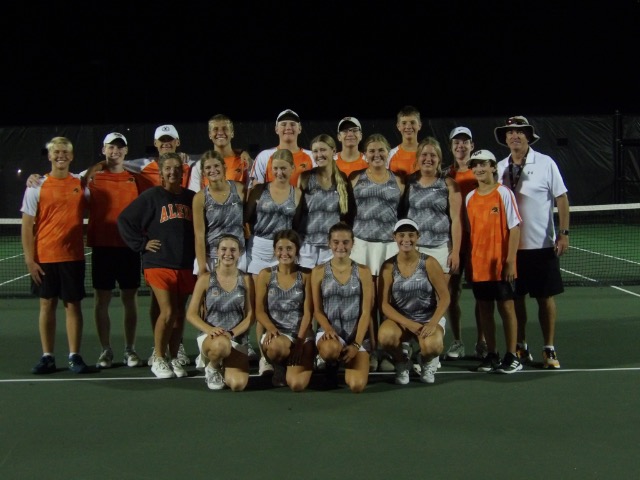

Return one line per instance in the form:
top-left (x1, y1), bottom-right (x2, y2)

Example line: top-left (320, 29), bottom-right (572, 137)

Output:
top-left (31, 261), bottom-right (86, 302)
top-left (92, 247), bottom-right (141, 290)
top-left (515, 247), bottom-right (564, 298)
top-left (472, 281), bottom-right (516, 302)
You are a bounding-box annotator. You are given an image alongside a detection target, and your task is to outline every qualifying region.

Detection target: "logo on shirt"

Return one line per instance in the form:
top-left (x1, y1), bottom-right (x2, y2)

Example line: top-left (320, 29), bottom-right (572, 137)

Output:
top-left (211, 288), bottom-right (220, 296)
top-left (491, 206), bottom-right (499, 214)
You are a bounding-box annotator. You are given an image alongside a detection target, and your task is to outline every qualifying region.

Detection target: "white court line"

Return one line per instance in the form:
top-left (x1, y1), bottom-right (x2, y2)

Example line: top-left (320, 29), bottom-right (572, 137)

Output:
top-left (2, 367), bottom-right (639, 383)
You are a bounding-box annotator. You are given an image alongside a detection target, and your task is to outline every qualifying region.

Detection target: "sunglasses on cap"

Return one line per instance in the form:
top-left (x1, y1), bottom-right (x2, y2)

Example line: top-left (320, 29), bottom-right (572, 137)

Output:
top-left (507, 117), bottom-right (529, 126)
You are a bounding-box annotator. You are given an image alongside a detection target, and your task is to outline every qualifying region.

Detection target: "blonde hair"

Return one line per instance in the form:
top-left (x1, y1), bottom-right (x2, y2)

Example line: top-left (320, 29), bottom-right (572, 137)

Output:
top-left (310, 134), bottom-right (349, 215)
top-left (272, 148), bottom-right (294, 166)
top-left (362, 133), bottom-right (391, 153)
top-left (46, 137), bottom-right (73, 153)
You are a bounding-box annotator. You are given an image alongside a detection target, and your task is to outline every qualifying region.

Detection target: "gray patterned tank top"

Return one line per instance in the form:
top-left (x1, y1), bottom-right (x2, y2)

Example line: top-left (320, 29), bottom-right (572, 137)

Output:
top-left (267, 266), bottom-right (305, 334)
top-left (407, 177), bottom-right (450, 247)
top-left (352, 170), bottom-right (400, 242)
top-left (320, 261), bottom-right (361, 341)
top-left (390, 253), bottom-right (436, 323)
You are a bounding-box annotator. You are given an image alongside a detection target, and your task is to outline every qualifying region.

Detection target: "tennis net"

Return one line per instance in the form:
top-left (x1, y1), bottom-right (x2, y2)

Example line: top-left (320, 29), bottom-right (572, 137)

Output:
top-left (0, 219), bottom-right (148, 298)
top-left (1, 203), bottom-right (639, 296)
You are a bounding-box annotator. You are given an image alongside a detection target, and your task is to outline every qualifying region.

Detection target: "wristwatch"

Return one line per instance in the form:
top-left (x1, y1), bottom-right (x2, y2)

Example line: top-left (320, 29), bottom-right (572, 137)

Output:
top-left (558, 229), bottom-right (570, 236)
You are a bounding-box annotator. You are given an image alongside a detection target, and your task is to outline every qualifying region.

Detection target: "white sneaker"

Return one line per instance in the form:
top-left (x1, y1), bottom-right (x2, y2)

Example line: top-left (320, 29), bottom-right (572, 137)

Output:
top-left (151, 357), bottom-right (175, 379)
top-left (420, 356), bottom-right (439, 384)
top-left (176, 343), bottom-right (190, 366)
top-left (171, 358), bottom-right (188, 378)
top-left (205, 363), bottom-right (225, 390)
top-left (272, 364), bottom-right (287, 387)
top-left (445, 340), bottom-right (465, 359)
top-left (369, 350), bottom-right (379, 372)
top-left (259, 356), bottom-right (274, 376)
top-left (124, 350), bottom-right (142, 368)
top-left (395, 342), bottom-right (413, 385)
top-left (394, 357), bottom-right (411, 385)
top-left (147, 348), bottom-right (157, 366)
top-left (97, 348), bottom-right (113, 368)
top-left (314, 354), bottom-right (326, 372)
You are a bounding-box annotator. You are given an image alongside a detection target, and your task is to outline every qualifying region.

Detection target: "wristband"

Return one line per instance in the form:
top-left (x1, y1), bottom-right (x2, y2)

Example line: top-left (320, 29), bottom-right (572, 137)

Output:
top-left (351, 342), bottom-right (361, 350)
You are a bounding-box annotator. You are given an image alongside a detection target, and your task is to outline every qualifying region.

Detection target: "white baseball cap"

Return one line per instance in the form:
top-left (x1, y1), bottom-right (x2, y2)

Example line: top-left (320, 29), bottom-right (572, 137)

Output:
top-left (338, 116), bottom-right (362, 132)
top-left (449, 126), bottom-right (472, 140)
top-left (467, 149), bottom-right (497, 168)
top-left (154, 124), bottom-right (179, 140)
top-left (103, 132), bottom-right (127, 145)
top-left (276, 109), bottom-right (300, 123)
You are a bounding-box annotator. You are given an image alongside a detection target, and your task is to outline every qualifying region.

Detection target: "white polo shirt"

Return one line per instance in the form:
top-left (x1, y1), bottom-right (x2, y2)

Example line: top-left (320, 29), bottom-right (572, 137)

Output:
top-left (497, 148), bottom-right (567, 250)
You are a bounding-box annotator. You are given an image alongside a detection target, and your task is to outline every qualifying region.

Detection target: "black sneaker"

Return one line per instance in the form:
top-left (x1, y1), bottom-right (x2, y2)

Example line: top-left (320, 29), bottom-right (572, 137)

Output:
top-left (68, 354), bottom-right (91, 374)
top-left (477, 352), bottom-right (500, 372)
top-left (496, 352), bottom-right (523, 374)
top-left (32, 355), bottom-right (56, 374)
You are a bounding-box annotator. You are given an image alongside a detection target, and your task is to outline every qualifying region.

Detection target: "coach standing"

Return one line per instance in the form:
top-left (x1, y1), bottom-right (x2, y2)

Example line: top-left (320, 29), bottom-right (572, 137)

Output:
top-left (495, 116), bottom-right (569, 369)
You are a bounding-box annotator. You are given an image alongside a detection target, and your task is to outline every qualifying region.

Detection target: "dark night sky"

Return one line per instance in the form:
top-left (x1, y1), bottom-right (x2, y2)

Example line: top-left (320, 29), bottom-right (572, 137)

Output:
top-left (2, 0), bottom-right (639, 127)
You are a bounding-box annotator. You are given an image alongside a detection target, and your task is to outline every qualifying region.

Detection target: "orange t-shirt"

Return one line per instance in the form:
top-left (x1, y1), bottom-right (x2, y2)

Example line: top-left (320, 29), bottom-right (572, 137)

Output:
top-left (200, 154), bottom-right (247, 189)
top-left (87, 170), bottom-right (140, 247)
top-left (466, 185), bottom-right (521, 282)
top-left (336, 153), bottom-right (368, 177)
top-left (448, 167), bottom-right (478, 199)
top-left (137, 160), bottom-right (192, 192)
top-left (388, 146), bottom-right (418, 177)
top-left (22, 175), bottom-right (86, 263)
top-left (265, 150), bottom-right (313, 187)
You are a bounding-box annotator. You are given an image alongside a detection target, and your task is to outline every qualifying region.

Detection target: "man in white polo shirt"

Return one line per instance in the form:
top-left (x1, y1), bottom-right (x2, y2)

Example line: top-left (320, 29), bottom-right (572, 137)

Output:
top-left (495, 116), bottom-right (569, 369)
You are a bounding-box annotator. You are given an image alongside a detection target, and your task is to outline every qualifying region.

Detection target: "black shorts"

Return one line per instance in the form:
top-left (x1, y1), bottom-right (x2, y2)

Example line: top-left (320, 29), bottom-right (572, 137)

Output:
top-left (92, 247), bottom-right (142, 290)
top-left (472, 281), bottom-right (516, 302)
top-left (31, 261), bottom-right (86, 302)
top-left (515, 247), bottom-right (564, 298)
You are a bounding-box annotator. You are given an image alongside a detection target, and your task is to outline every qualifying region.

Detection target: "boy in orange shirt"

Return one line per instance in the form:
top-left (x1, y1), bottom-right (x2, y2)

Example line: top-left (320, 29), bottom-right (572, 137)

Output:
top-left (465, 150), bottom-right (522, 373)
top-left (21, 137), bottom-right (91, 374)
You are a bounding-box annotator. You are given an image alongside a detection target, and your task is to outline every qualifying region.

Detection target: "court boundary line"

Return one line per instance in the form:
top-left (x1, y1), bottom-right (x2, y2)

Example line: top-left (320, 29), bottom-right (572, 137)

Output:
top-left (2, 367), bottom-right (639, 384)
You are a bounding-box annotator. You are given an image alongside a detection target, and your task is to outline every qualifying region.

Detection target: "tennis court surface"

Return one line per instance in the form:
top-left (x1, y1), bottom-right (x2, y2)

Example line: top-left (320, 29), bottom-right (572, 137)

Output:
top-left (1, 283), bottom-right (638, 479)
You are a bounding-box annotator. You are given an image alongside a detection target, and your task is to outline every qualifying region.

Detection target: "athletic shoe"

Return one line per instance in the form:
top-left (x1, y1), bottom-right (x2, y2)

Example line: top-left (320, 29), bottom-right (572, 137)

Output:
top-left (395, 342), bottom-right (413, 385)
top-left (272, 364), bottom-right (287, 387)
top-left (171, 358), bottom-right (188, 378)
top-left (32, 355), bottom-right (56, 374)
top-left (205, 363), bottom-right (225, 390)
top-left (124, 350), bottom-right (142, 368)
top-left (97, 348), bottom-right (113, 368)
top-left (176, 343), bottom-right (190, 366)
top-left (496, 352), bottom-right (523, 374)
top-left (314, 354), bottom-right (327, 372)
top-left (419, 356), bottom-right (439, 384)
top-left (394, 356), bottom-right (411, 385)
top-left (516, 343), bottom-right (533, 364)
top-left (151, 357), bottom-right (175, 379)
top-left (147, 348), bottom-right (157, 367)
top-left (475, 341), bottom-right (489, 359)
top-left (247, 343), bottom-right (260, 362)
top-left (378, 352), bottom-right (395, 372)
top-left (68, 354), bottom-right (91, 374)
top-left (369, 350), bottom-right (379, 372)
top-left (477, 352), bottom-right (501, 373)
top-left (445, 340), bottom-right (465, 359)
top-left (543, 348), bottom-right (561, 369)
top-left (258, 356), bottom-right (274, 376)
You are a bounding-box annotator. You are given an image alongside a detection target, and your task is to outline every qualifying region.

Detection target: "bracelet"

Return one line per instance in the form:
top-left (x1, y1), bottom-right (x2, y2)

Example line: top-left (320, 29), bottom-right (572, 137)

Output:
top-left (226, 329), bottom-right (234, 338)
top-left (351, 341), bottom-right (361, 350)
